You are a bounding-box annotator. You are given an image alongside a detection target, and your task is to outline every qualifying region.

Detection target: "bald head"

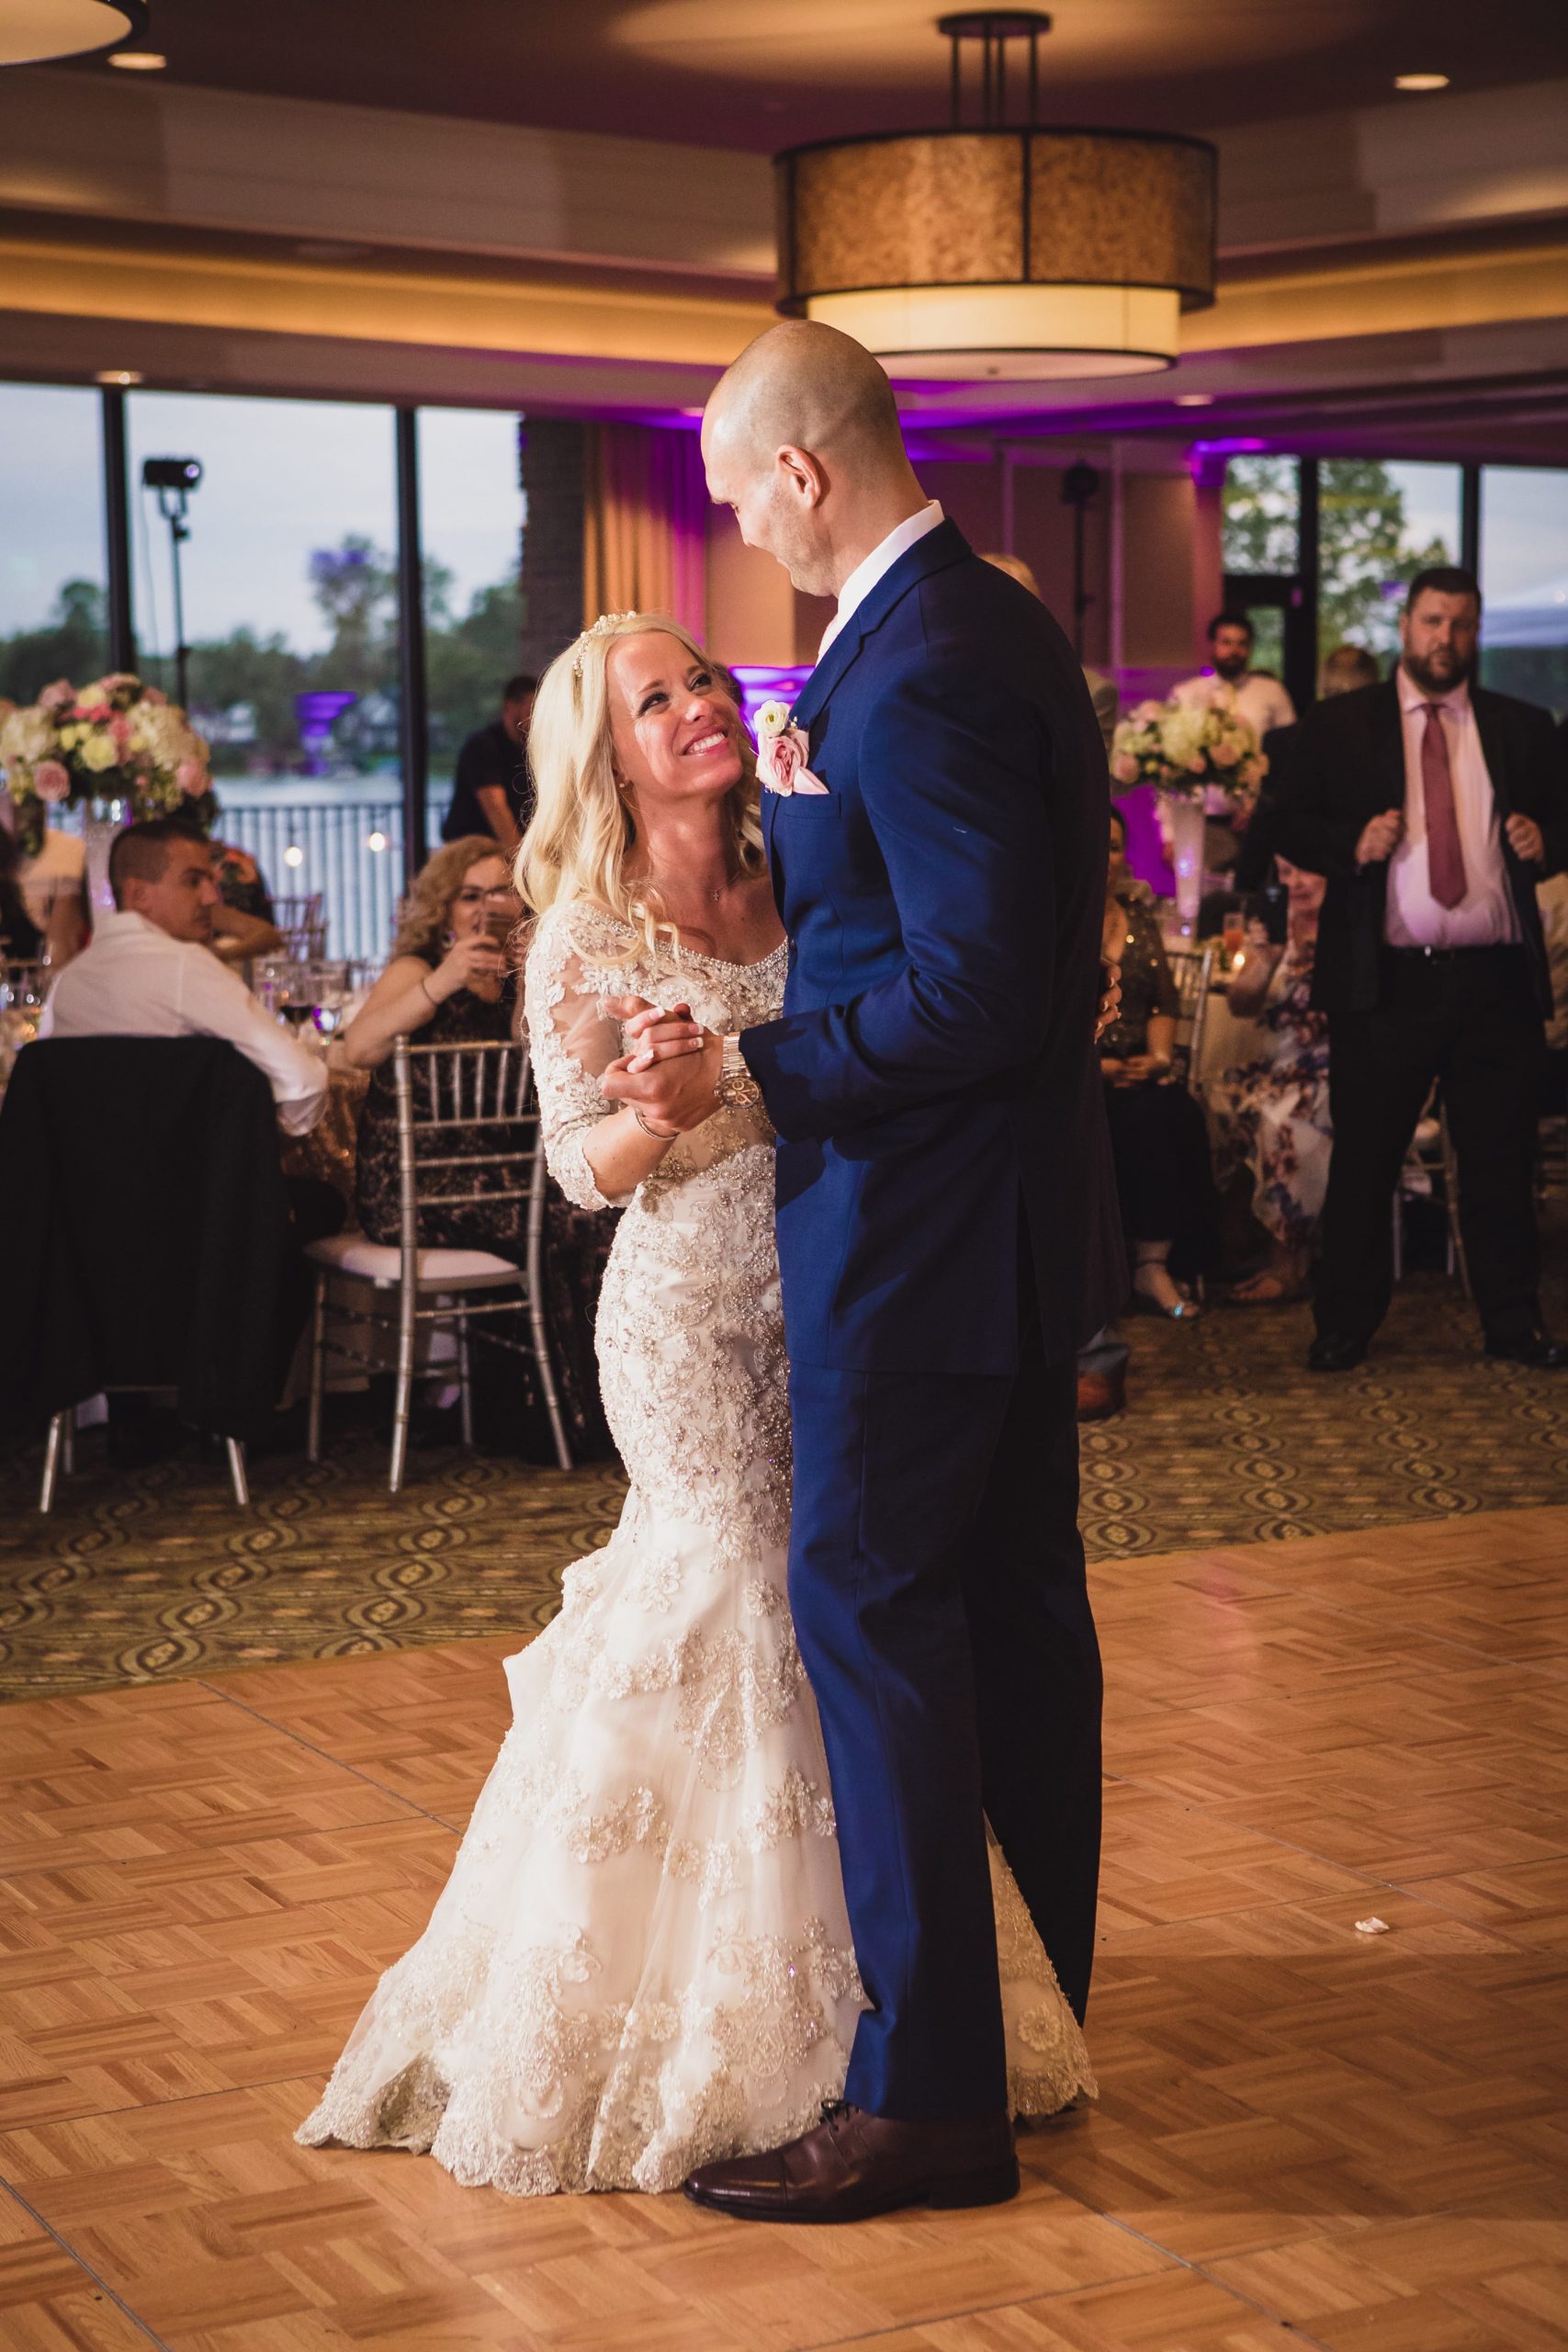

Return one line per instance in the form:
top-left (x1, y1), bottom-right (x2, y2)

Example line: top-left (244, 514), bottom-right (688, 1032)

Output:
top-left (702, 321), bottom-right (927, 600)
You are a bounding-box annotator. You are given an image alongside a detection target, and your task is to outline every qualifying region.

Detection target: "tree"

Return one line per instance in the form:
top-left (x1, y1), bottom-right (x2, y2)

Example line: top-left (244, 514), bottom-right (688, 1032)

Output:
top-left (1317, 460), bottom-right (1451, 657)
top-left (307, 535), bottom-right (398, 700)
top-left (0, 580), bottom-right (108, 704)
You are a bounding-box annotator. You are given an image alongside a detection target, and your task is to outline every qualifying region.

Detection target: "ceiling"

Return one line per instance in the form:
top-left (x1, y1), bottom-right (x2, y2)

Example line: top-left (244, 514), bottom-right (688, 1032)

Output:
top-left (66, 0), bottom-right (1568, 153)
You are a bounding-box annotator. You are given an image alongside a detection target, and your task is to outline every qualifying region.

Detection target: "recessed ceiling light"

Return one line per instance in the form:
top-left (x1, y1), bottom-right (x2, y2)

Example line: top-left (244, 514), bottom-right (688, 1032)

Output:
top-left (1175, 392), bottom-right (1213, 406)
top-left (109, 50), bottom-right (166, 70)
top-left (1394, 73), bottom-right (1449, 91)
top-left (95, 368), bottom-right (142, 386)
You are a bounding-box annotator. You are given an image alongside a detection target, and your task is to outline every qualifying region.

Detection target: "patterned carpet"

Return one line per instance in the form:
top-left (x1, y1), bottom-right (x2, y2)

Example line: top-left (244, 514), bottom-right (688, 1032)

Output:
top-left (4, 1245), bottom-right (1568, 1702)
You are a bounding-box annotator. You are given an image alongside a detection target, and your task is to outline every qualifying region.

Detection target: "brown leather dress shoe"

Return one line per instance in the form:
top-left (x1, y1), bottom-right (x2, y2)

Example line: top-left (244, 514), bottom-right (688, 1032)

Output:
top-left (682, 2101), bottom-right (1018, 2223)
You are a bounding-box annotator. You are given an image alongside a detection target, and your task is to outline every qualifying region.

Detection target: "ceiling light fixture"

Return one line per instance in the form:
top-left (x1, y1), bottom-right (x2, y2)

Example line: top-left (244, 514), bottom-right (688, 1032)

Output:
top-left (95, 368), bottom-right (142, 385)
top-left (0, 0), bottom-right (144, 66)
top-left (1393, 73), bottom-right (1450, 91)
top-left (1175, 391), bottom-right (1213, 406)
top-left (774, 11), bottom-right (1215, 381)
top-left (108, 47), bottom-right (165, 67)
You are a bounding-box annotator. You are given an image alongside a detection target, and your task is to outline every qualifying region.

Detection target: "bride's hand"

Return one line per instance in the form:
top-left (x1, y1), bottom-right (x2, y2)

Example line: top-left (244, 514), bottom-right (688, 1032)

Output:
top-left (601, 996), bottom-right (723, 1131)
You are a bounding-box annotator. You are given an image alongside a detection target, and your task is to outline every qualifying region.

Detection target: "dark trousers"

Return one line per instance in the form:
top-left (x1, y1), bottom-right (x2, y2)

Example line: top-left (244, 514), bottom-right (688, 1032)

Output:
top-left (785, 1310), bottom-right (1102, 2120)
top-left (1317, 945), bottom-right (1544, 1347)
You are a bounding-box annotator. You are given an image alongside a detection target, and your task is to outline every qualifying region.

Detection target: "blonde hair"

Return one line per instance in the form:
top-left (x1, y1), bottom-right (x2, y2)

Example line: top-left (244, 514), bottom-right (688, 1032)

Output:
top-left (392, 836), bottom-right (509, 963)
top-left (518, 609), bottom-right (765, 967)
top-left (979, 550), bottom-right (1041, 599)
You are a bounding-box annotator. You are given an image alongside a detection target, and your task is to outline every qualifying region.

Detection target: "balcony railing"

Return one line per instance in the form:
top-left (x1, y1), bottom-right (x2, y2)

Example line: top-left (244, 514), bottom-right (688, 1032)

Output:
top-left (214, 775), bottom-right (456, 964)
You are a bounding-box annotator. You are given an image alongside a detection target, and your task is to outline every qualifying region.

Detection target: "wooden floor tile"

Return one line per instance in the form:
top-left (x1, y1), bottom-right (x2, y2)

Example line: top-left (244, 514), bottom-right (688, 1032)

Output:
top-left (1, 1506), bottom-right (1565, 2348)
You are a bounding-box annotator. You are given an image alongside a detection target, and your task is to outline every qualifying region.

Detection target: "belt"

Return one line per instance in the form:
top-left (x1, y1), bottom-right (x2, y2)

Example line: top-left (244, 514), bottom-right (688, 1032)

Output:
top-left (1384, 943), bottom-right (1523, 961)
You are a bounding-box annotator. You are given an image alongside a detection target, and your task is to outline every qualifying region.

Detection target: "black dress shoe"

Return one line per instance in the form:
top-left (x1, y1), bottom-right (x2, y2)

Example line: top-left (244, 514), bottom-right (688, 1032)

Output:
top-left (683, 2101), bottom-right (1018, 2223)
top-left (1484, 1329), bottom-right (1568, 1368)
top-left (1307, 1334), bottom-right (1368, 1373)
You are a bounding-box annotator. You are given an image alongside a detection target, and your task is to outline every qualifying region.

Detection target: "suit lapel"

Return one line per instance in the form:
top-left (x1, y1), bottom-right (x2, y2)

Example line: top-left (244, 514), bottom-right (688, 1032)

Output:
top-left (789, 519), bottom-right (972, 733)
top-left (1473, 686), bottom-right (1512, 819)
top-left (1371, 678), bottom-right (1404, 807)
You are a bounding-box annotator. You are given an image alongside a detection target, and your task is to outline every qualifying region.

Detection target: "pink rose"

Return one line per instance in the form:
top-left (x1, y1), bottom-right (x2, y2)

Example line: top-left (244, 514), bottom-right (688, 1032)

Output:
top-left (766, 729), bottom-right (803, 794)
top-left (141, 685), bottom-right (168, 706)
top-left (80, 704), bottom-right (112, 724)
top-left (1188, 756), bottom-right (1207, 775)
top-left (1134, 700), bottom-right (1165, 724)
top-left (176, 759), bottom-right (209, 796)
top-left (110, 715), bottom-right (133, 752)
top-left (1111, 752), bottom-right (1139, 785)
top-left (1213, 737), bottom-right (1238, 767)
top-left (33, 759), bottom-right (70, 802)
top-left (38, 678), bottom-right (74, 713)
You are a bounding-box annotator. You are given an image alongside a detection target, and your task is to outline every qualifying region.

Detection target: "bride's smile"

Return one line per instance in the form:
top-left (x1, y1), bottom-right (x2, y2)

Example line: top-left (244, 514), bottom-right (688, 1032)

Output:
top-left (606, 631), bottom-right (744, 808)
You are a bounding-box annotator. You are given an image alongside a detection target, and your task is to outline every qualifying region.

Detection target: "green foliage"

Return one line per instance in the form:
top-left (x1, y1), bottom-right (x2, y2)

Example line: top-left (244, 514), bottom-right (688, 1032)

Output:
top-left (1223, 457), bottom-right (1457, 668)
top-left (0, 579), bottom-right (109, 705)
top-left (0, 538), bottom-right (524, 777)
top-left (1222, 457), bottom-right (1299, 576)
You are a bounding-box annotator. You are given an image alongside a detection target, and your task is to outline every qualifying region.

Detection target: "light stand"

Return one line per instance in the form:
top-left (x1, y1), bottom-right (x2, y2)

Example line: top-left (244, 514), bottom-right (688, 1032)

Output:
top-left (1060, 458), bottom-right (1100, 661)
top-left (141, 457), bottom-right (202, 707)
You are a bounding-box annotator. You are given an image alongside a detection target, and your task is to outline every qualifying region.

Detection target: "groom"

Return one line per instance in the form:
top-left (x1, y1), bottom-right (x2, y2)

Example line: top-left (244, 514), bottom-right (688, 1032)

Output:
top-left (605, 321), bottom-right (1122, 2220)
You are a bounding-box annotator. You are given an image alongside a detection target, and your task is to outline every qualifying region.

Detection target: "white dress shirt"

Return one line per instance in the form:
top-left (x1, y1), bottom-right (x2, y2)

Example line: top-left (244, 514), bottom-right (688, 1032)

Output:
top-left (37, 909), bottom-right (328, 1135)
top-left (818, 501), bottom-right (945, 659)
top-left (1384, 672), bottom-right (1517, 948)
top-left (1173, 669), bottom-right (1295, 741)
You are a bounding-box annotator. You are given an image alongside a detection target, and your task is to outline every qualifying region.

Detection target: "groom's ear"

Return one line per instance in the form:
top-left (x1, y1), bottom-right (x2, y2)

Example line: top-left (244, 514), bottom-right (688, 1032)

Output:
top-left (777, 444), bottom-right (828, 509)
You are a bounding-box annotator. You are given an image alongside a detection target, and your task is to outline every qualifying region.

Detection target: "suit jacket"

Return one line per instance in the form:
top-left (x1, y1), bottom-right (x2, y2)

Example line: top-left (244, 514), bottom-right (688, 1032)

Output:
top-left (0, 1036), bottom-right (296, 1430)
top-left (741, 520), bottom-right (1124, 1375)
top-left (1232, 719), bottom-right (1299, 894)
top-left (1274, 677), bottom-right (1568, 1017)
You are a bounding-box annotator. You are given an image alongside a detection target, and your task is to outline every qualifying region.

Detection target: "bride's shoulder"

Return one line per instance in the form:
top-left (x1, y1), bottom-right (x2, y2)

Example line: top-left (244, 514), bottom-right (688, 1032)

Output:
top-left (527, 898), bottom-right (642, 979)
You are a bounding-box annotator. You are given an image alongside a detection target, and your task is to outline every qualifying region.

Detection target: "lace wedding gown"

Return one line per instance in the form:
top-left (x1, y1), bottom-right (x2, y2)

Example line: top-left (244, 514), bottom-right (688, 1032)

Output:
top-left (297, 904), bottom-right (1095, 2196)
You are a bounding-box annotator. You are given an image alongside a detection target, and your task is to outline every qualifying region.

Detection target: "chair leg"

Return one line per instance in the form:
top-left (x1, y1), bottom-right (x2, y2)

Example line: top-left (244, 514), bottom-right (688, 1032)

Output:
top-left (306, 1268), bottom-right (329, 1464)
top-left (62, 1409), bottom-right (75, 1476)
top-left (1391, 1187), bottom-right (1404, 1283)
top-left (526, 1283), bottom-right (574, 1472)
top-left (389, 1277), bottom-right (417, 1496)
top-left (457, 1306), bottom-right (474, 1450)
top-left (226, 1438), bottom-right (251, 1509)
top-left (39, 1412), bottom-right (66, 1513)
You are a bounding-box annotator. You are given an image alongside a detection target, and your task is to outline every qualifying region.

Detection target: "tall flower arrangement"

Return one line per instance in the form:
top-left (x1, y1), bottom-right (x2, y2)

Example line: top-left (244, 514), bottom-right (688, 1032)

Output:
top-left (0, 674), bottom-right (213, 852)
top-left (1110, 697), bottom-right (1267, 800)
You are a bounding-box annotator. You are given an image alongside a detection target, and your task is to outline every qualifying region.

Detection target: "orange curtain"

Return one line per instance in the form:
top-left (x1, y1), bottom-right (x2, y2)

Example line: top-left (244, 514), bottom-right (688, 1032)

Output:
top-left (582, 423), bottom-right (707, 644)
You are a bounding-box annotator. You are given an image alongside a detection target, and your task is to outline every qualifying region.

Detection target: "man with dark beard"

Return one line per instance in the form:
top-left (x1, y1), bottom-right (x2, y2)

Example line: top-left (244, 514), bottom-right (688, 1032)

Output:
top-left (1276, 566), bottom-right (1568, 1371)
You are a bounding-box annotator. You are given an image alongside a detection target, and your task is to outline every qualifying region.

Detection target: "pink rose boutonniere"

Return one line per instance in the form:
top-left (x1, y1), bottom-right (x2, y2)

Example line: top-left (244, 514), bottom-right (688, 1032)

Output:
top-left (754, 698), bottom-right (829, 797)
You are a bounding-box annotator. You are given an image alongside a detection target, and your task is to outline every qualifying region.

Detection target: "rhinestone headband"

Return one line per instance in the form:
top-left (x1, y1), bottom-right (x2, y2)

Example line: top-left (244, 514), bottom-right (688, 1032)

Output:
top-left (570, 611), bottom-right (637, 679)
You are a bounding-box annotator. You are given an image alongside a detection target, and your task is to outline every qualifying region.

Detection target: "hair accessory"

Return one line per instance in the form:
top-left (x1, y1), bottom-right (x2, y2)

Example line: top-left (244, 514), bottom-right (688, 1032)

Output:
top-left (570, 612), bottom-right (637, 680)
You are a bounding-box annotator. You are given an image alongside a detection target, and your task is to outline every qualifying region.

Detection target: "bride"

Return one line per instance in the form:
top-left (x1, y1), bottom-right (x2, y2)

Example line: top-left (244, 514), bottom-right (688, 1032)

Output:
top-left (297, 610), bottom-right (1095, 2197)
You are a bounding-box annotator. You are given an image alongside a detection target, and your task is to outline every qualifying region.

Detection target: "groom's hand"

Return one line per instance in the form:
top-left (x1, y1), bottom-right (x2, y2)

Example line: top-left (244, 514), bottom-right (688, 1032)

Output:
top-left (1096, 961), bottom-right (1122, 1043)
top-left (600, 996), bottom-right (724, 1131)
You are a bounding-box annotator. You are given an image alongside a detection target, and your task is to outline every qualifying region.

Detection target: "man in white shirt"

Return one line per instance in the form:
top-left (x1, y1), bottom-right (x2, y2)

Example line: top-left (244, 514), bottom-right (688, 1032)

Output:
top-left (1276, 566), bottom-right (1568, 1370)
top-left (39, 818), bottom-right (326, 1137)
top-left (1174, 611), bottom-right (1296, 741)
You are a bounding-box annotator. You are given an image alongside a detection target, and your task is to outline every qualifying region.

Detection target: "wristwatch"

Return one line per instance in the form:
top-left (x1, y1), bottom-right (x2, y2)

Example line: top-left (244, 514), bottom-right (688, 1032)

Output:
top-left (714, 1033), bottom-right (761, 1112)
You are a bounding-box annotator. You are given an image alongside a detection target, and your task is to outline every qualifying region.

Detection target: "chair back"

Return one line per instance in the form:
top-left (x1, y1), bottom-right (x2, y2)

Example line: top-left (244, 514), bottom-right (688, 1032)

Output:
top-left (273, 893), bottom-right (326, 958)
top-left (392, 1035), bottom-right (540, 1265)
top-left (1165, 943), bottom-right (1217, 1094)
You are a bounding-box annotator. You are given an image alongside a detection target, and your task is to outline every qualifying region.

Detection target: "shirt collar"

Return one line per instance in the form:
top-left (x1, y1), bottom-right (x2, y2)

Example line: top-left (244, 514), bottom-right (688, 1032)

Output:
top-left (91, 909), bottom-right (163, 941)
top-left (1398, 666), bottom-right (1472, 718)
top-left (820, 501), bottom-right (944, 657)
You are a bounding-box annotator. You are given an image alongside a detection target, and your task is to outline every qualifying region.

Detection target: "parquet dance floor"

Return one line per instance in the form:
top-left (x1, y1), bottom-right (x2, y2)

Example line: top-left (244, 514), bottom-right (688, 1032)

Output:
top-left (3, 1505), bottom-right (1566, 2350)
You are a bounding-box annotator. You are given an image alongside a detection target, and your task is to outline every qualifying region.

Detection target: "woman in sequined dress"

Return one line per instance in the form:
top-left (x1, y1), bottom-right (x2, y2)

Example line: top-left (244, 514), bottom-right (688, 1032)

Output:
top-left (298, 613), bottom-right (1094, 2197)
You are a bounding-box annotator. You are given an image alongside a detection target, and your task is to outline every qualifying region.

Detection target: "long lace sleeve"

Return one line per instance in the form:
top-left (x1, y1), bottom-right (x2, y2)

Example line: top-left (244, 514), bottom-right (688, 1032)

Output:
top-left (523, 909), bottom-right (629, 1213)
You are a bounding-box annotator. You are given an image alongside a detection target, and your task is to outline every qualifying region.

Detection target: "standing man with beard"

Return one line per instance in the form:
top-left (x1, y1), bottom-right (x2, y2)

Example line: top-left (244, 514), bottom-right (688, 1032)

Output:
top-left (1276, 566), bottom-right (1568, 1372)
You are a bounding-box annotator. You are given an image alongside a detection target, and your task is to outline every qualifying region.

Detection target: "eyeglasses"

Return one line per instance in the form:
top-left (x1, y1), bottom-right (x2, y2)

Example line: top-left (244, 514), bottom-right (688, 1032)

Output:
top-left (454, 886), bottom-right (520, 907)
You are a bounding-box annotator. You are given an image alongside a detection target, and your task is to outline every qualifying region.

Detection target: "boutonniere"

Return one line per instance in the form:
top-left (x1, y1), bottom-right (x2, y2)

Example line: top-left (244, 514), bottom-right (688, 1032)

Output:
top-left (754, 698), bottom-right (829, 797)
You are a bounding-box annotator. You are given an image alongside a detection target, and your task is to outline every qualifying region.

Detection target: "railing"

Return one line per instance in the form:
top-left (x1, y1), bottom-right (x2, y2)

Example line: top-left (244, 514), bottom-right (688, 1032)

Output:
top-left (214, 775), bottom-right (455, 964)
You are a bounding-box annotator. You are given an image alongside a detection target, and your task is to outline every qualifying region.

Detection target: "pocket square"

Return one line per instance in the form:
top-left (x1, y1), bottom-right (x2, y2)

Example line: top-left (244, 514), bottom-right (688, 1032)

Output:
top-left (758, 724), bottom-right (829, 797)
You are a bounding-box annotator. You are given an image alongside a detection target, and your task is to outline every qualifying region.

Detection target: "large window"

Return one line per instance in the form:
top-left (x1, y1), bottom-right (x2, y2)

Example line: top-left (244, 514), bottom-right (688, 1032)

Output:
top-left (1481, 466), bottom-right (1568, 715)
top-left (1221, 454), bottom-right (1298, 681)
top-left (1318, 459), bottom-right (1461, 662)
top-left (419, 408), bottom-right (525, 847)
top-left (0, 385), bottom-right (108, 704)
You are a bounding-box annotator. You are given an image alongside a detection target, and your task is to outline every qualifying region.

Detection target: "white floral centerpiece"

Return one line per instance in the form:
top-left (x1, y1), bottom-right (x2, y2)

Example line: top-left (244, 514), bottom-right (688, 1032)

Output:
top-left (0, 673), bottom-right (214, 909)
top-left (1110, 697), bottom-right (1269, 934)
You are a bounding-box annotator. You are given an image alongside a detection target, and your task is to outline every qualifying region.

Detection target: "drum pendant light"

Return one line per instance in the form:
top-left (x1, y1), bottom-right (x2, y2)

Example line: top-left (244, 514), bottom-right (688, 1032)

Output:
top-left (0, 0), bottom-right (146, 67)
top-left (774, 11), bottom-right (1216, 380)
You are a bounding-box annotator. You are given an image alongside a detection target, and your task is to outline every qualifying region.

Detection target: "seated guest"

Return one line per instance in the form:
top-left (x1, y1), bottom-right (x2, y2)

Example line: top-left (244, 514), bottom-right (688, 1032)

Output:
top-left (0, 823), bottom-right (44, 962)
top-left (38, 818), bottom-right (326, 1136)
top-left (443, 676), bottom-right (537, 851)
top-left (206, 832), bottom-right (285, 964)
top-left (1277, 566), bottom-right (1568, 1370)
top-left (341, 836), bottom-right (612, 1459)
top-left (1100, 807), bottom-right (1217, 1318)
top-left (11, 817), bottom-right (87, 967)
top-left (1208, 857), bottom-right (1330, 1304)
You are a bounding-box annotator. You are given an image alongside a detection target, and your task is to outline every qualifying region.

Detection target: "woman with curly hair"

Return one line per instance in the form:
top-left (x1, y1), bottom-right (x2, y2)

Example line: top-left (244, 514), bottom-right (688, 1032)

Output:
top-left (339, 834), bottom-right (612, 1457)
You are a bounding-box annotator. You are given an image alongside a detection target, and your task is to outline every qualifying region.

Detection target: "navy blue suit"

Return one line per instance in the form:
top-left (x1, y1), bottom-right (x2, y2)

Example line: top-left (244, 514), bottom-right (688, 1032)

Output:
top-left (741, 520), bottom-right (1122, 2118)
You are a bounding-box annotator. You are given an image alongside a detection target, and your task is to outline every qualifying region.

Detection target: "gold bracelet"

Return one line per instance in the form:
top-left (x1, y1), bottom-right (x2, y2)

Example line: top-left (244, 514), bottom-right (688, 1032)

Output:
top-left (632, 1104), bottom-right (680, 1143)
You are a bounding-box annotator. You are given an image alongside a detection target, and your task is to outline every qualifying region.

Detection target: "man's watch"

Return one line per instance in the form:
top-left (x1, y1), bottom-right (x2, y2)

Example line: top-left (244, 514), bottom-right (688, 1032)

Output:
top-left (714, 1033), bottom-right (761, 1112)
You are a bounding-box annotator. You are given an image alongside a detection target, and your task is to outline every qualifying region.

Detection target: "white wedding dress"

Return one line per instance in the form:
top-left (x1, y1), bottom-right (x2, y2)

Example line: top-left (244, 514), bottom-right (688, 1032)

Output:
top-left (298, 904), bottom-right (1095, 2195)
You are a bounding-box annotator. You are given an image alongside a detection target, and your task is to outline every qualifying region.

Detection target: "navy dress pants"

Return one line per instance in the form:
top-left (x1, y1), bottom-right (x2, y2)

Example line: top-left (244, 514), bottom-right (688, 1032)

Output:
top-left (785, 1312), bottom-right (1102, 2120)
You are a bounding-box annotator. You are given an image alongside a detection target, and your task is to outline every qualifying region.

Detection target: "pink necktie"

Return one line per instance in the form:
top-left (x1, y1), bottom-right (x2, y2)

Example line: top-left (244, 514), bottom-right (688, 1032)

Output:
top-left (1422, 702), bottom-right (1466, 910)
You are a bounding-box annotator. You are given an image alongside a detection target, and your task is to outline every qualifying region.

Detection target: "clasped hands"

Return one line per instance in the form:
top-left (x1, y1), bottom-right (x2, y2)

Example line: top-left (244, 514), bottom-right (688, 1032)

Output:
top-left (599, 963), bottom-right (1126, 1131)
top-left (1357, 808), bottom-right (1544, 866)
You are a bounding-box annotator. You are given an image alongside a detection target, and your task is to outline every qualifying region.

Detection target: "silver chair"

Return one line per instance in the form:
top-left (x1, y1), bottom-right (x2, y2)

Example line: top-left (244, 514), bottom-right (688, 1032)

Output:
top-left (40, 1400), bottom-right (248, 1512)
top-left (304, 1035), bottom-right (572, 1493)
top-left (1393, 1094), bottom-right (1469, 1294)
top-left (272, 893), bottom-right (327, 959)
top-left (1165, 943), bottom-right (1217, 1096)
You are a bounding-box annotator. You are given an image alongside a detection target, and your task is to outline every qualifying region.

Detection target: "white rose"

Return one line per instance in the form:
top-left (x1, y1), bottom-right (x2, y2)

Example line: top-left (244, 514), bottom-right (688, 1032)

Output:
top-left (80, 730), bottom-right (119, 773)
